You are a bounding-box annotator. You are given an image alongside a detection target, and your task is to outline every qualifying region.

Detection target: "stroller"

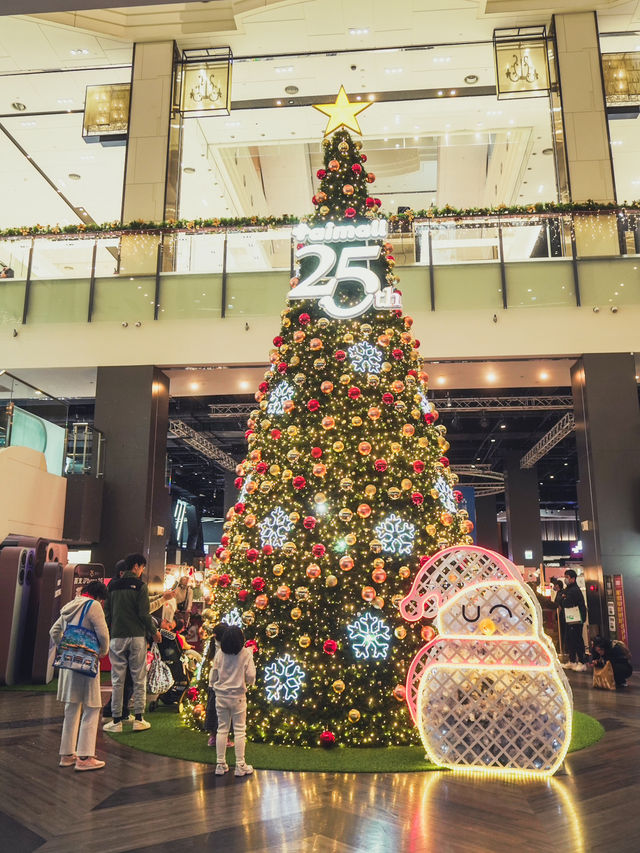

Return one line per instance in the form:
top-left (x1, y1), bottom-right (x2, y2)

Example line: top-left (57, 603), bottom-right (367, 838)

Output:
top-left (148, 628), bottom-right (202, 710)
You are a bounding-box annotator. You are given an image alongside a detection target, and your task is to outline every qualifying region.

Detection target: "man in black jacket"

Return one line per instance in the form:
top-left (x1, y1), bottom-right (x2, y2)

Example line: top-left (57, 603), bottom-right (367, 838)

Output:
top-left (103, 553), bottom-right (161, 732)
top-left (559, 569), bottom-right (588, 671)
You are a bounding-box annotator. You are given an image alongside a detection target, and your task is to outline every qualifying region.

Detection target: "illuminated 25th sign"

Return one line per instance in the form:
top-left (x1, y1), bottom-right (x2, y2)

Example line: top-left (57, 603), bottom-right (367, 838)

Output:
top-left (287, 219), bottom-right (401, 319)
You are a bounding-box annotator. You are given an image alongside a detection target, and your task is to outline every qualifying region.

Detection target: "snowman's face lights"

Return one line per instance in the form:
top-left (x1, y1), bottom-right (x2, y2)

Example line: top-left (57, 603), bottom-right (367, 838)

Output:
top-left (439, 582), bottom-right (536, 637)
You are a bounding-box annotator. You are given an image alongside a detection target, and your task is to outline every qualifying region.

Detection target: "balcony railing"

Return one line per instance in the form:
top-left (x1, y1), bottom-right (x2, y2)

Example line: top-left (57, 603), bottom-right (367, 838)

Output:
top-left (1, 208), bottom-right (638, 324)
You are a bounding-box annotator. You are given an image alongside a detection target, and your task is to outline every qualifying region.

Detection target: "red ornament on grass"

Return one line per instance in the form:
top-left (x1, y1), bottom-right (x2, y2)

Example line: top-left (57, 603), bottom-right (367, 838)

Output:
top-left (320, 730), bottom-right (336, 748)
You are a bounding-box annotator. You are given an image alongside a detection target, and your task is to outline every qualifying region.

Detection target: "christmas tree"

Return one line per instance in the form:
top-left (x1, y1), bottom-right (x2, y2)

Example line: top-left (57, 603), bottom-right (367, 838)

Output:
top-left (183, 91), bottom-right (472, 747)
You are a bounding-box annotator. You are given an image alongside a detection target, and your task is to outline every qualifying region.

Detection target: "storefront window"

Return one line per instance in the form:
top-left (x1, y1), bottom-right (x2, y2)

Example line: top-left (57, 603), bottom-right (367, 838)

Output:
top-left (178, 42), bottom-right (558, 226)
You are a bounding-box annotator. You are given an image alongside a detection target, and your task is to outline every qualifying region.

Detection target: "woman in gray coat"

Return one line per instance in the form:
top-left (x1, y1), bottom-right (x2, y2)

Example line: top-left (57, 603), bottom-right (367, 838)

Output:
top-left (50, 581), bottom-right (110, 771)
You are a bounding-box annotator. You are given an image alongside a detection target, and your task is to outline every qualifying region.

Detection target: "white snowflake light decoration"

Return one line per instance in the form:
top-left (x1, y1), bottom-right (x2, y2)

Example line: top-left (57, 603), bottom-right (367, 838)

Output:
top-left (264, 654), bottom-right (306, 702)
top-left (436, 475), bottom-right (458, 514)
top-left (418, 390), bottom-right (432, 414)
top-left (222, 608), bottom-right (243, 628)
top-left (348, 341), bottom-right (383, 374)
top-left (260, 506), bottom-right (293, 548)
top-left (347, 612), bottom-right (392, 660)
top-left (267, 380), bottom-right (295, 415)
top-left (374, 513), bottom-right (416, 555)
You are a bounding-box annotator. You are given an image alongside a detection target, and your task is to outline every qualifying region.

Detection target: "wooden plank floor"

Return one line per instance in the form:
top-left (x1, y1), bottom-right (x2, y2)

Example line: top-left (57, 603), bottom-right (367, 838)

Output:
top-left (0, 672), bottom-right (638, 852)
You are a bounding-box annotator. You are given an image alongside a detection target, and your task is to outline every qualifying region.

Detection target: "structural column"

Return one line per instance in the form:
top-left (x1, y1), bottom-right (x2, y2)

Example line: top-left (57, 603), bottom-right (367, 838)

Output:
top-left (474, 493), bottom-right (502, 553)
top-left (120, 41), bottom-right (178, 274)
top-left (553, 11), bottom-right (616, 204)
top-left (92, 366), bottom-right (170, 590)
top-left (571, 354), bottom-right (640, 658)
top-left (504, 452), bottom-right (543, 570)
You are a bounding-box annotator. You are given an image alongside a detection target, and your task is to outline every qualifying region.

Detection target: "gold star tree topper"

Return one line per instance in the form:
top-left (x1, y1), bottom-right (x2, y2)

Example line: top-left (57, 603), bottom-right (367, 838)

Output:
top-left (313, 85), bottom-right (373, 137)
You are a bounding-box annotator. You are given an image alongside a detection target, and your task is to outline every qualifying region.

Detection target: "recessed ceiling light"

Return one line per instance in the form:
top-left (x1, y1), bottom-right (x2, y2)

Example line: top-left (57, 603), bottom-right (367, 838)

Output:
top-left (11, 101), bottom-right (26, 111)
top-left (449, 90), bottom-right (457, 96)
top-left (189, 382), bottom-right (200, 391)
top-left (486, 371), bottom-right (497, 382)
top-left (385, 68), bottom-right (403, 74)
top-left (70, 48), bottom-right (89, 55)
top-left (539, 370), bottom-right (549, 380)
top-left (542, 147), bottom-right (553, 155)
top-left (464, 74), bottom-right (479, 84)
top-left (68, 172), bottom-right (81, 180)
top-left (349, 27), bottom-right (369, 36)
top-left (437, 376), bottom-right (446, 385)
top-left (183, 167), bottom-right (196, 174)
top-left (285, 85), bottom-right (299, 95)
top-left (275, 66), bottom-right (294, 73)
top-left (500, 423), bottom-right (507, 429)
top-left (490, 437), bottom-right (496, 442)
top-left (239, 380), bottom-right (250, 390)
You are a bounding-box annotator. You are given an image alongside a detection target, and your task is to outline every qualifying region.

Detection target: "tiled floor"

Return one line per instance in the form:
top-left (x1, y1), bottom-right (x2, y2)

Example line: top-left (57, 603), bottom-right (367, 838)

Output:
top-left (0, 672), bottom-right (637, 852)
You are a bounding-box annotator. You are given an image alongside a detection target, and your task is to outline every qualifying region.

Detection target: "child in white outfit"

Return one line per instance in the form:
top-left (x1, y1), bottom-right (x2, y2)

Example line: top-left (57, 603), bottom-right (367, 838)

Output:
top-left (209, 625), bottom-right (256, 776)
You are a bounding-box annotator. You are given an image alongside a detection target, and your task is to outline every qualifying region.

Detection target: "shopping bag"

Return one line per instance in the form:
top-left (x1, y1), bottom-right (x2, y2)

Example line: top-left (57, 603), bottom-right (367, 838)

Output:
top-left (53, 600), bottom-right (100, 678)
top-left (147, 643), bottom-right (174, 695)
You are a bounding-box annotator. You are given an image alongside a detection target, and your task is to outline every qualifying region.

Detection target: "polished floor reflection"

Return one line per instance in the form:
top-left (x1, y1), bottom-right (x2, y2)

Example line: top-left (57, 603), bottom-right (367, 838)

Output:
top-left (0, 674), bottom-right (638, 852)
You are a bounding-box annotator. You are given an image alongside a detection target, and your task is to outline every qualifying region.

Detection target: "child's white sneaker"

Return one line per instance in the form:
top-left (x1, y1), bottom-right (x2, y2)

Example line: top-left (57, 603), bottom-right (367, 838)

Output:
top-left (234, 762), bottom-right (254, 777)
top-left (215, 762), bottom-right (229, 775)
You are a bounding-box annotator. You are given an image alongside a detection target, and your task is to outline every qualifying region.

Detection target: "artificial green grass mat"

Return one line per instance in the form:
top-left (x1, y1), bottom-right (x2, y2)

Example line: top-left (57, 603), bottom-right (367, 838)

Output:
top-left (0, 672), bottom-right (112, 693)
top-left (105, 706), bottom-right (604, 773)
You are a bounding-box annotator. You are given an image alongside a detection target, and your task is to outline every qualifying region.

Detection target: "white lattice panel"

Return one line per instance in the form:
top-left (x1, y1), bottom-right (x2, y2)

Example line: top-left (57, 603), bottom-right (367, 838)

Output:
top-left (439, 583), bottom-right (535, 637)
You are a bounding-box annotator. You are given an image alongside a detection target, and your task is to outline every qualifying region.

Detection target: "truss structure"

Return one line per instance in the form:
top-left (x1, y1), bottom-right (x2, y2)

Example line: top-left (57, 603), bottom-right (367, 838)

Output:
top-left (520, 413), bottom-right (575, 469)
top-left (168, 419), bottom-right (237, 471)
top-left (452, 464), bottom-right (505, 497)
top-left (209, 396), bottom-right (572, 419)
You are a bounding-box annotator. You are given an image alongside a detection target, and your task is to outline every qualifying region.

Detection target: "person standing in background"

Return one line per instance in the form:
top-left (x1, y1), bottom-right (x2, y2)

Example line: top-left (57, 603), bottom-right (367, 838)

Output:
top-left (103, 553), bottom-right (161, 732)
top-left (559, 569), bottom-right (588, 671)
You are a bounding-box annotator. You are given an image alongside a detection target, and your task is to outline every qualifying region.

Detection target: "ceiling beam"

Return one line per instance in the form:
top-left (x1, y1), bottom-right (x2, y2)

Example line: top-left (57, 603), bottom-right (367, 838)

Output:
top-left (520, 413), bottom-right (575, 469)
top-left (169, 418), bottom-right (237, 471)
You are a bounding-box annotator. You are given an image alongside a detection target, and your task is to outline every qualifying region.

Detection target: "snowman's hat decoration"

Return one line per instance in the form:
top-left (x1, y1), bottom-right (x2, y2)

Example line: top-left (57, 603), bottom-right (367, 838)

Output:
top-left (400, 545), bottom-right (522, 622)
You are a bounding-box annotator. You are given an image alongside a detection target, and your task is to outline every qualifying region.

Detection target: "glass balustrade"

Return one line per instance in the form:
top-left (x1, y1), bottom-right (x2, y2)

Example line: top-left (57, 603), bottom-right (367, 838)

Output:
top-left (0, 212), bottom-right (639, 325)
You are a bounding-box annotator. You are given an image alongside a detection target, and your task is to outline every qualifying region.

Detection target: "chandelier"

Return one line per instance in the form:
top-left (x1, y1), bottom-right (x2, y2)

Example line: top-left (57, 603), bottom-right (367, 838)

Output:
top-left (505, 49), bottom-right (539, 84)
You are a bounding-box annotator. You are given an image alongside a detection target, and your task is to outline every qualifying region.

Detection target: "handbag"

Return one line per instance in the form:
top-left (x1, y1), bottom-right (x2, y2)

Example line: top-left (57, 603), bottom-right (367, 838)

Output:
top-left (593, 661), bottom-right (616, 691)
top-left (53, 600), bottom-right (100, 678)
top-left (564, 606), bottom-right (582, 623)
top-left (147, 643), bottom-right (174, 695)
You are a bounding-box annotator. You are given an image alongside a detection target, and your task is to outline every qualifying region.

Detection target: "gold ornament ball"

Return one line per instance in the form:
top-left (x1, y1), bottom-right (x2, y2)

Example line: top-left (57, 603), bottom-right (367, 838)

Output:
top-left (395, 625), bottom-right (407, 640)
top-left (290, 606), bottom-right (302, 620)
top-left (276, 585), bottom-right (291, 600)
top-left (282, 540), bottom-right (296, 554)
top-left (372, 567), bottom-right (387, 584)
top-left (402, 423), bottom-right (415, 437)
top-left (348, 708), bottom-right (361, 723)
top-left (340, 373), bottom-right (351, 384)
top-left (343, 332), bottom-right (354, 344)
top-left (357, 503), bottom-right (372, 518)
top-left (270, 464), bottom-right (281, 476)
top-left (321, 416), bottom-right (336, 430)
top-left (317, 317), bottom-right (329, 330)
top-left (390, 441), bottom-right (402, 454)
top-left (368, 406), bottom-right (381, 421)
top-left (306, 563), bottom-right (321, 579)
top-left (338, 141), bottom-right (349, 154)
top-left (242, 610), bottom-right (255, 626)
top-left (441, 511), bottom-right (454, 526)
top-left (369, 538), bottom-right (383, 553)
top-left (367, 374), bottom-right (380, 388)
top-left (315, 492), bottom-right (327, 504)
top-left (479, 617), bottom-right (496, 636)
top-left (244, 514), bottom-right (257, 528)
top-left (426, 524), bottom-right (437, 537)
top-left (332, 679), bottom-right (345, 694)
top-left (313, 463), bottom-right (327, 477)
top-left (339, 507), bottom-right (353, 522)
top-left (361, 323), bottom-right (372, 335)
top-left (345, 532), bottom-right (356, 546)
top-left (387, 487), bottom-right (401, 500)
top-left (299, 634), bottom-right (312, 649)
top-left (339, 555), bottom-right (355, 572)
top-left (309, 337), bottom-right (323, 351)
top-left (364, 484), bottom-right (377, 498)
top-left (373, 557), bottom-right (385, 570)
top-left (266, 623), bottom-right (279, 638)
top-left (358, 441), bottom-right (372, 455)
top-left (295, 586), bottom-right (310, 601)
top-left (314, 358), bottom-right (327, 370)
top-left (339, 478), bottom-right (354, 492)
top-left (343, 183), bottom-right (355, 196)
top-left (287, 449), bottom-right (301, 463)
top-left (321, 380), bottom-right (334, 394)
top-left (351, 416), bottom-right (363, 427)
top-left (273, 563), bottom-right (284, 576)
top-left (372, 596), bottom-right (384, 609)
top-left (333, 440), bottom-right (344, 452)
top-left (326, 574), bottom-right (338, 588)
top-left (401, 478), bottom-right (413, 491)
top-left (255, 594), bottom-right (269, 610)
top-left (362, 586), bottom-right (376, 602)
top-left (398, 566), bottom-right (411, 580)
top-left (287, 425), bottom-right (299, 437)
top-left (289, 511), bottom-right (300, 523)
top-left (319, 205), bottom-right (330, 215)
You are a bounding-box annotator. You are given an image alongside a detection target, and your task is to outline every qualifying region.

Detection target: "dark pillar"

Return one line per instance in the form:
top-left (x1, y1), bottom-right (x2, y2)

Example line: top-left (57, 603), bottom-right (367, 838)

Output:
top-left (223, 470), bottom-right (237, 514)
top-left (475, 494), bottom-right (502, 553)
top-left (504, 452), bottom-right (543, 569)
top-left (572, 354), bottom-right (640, 658)
top-left (92, 366), bottom-right (170, 591)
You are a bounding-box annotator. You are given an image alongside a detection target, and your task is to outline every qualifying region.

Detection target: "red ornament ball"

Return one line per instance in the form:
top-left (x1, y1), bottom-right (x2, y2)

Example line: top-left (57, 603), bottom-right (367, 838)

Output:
top-left (413, 460), bottom-right (425, 474)
top-left (366, 197), bottom-right (375, 207)
top-left (271, 429), bottom-right (281, 440)
top-left (312, 543), bottom-right (326, 558)
top-left (439, 456), bottom-right (450, 468)
top-left (299, 313), bottom-right (311, 326)
top-left (234, 476), bottom-right (243, 489)
top-left (245, 639), bottom-right (258, 654)
top-left (234, 502), bottom-right (246, 514)
top-left (311, 447), bottom-right (323, 459)
top-left (307, 399), bottom-right (320, 412)
top-left (366, 173), bottom-right (375, 184)
top-left (348, 386), bottom-right (361, 399)
top-left (344, 207), bottom-right (356, 219)
top-left (424, 412), bottom-right (435, 425)
top-left (382, 392), bottom-right (394, 405)
top-left (187, 687), bottom-right (199, 701)
top-left (218, 573), bottom-right (231, 587)
top-left (454, 490), bottom-right (464, 503)
top-left (323, 639), bottom-right (338, 655)
top-left (411, 492), bottom-right (424, 506)
top-left (317, 168), bottom-right (326, 179)
top-left (277, 362), bottom-right (287, 374)
top-left (361, 154), bottom-right (367, 162)
top-left (256, 462), bottom-right (268, 474)
top-left (262, 545), bottom-right (273, 556)
top-left (246, 548), bottom-right (259, 563)
top-left (259, 381), bottom-right (269, 393)
top-left (244, 429), bottom-right (253, 440)
top-left (303, 516), bottom-right (317, 530)
top-left (351, 163), bottom-right (362, 174)
top-left (392, 348), bottom-right (404, 360)
top-left (293, 476), bottom-right (306, 490)
top-left (419, 556), bottom-right (430, 568)
top-left (238, 589), bottom-right (249, 602)
top-left (320, 730), bottom-right (336, 748)
top-left (273, 335), bottom-right (283, 346)
top-left (374, 458), bottom-right (388, 472)
top-left (252, 576), bottom-right (266, 592)
top-left (335, 350), bottom-right (347, 362)
top-left (221, 534), bottom-right (229, 547)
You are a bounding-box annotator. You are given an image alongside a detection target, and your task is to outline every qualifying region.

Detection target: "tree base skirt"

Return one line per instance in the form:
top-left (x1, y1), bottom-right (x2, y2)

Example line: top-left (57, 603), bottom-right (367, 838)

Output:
top-left (105, 707), bottom-right (604, 773)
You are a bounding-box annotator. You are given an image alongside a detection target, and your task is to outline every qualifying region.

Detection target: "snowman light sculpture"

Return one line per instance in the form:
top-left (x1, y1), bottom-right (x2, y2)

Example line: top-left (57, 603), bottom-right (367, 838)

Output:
top-left (400, 546), bottom-right (572, 777)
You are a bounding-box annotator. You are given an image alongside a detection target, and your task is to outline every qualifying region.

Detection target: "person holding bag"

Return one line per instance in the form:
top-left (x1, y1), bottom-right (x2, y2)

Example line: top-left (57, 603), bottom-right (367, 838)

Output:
top-left (559, 569), bottom-right (588, 671)
top-left (50, 581), bottom-right (110, 771)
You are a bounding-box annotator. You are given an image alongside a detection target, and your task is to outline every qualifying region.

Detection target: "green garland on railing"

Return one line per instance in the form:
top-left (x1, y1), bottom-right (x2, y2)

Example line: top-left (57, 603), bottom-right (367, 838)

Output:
top-left (0, 201), bottom-right (637, 239)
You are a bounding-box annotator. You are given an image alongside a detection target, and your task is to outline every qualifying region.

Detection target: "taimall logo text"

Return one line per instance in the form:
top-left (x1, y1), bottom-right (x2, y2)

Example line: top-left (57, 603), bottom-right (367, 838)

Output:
top-left (293, 219), bottom-right (388, 244)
